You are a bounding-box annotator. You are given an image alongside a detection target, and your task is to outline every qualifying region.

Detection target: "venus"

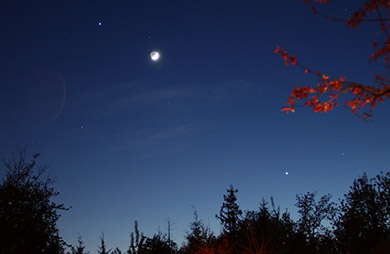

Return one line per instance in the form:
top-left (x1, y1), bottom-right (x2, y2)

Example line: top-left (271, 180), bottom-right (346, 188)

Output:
top-left (150, 51), bottom-right (160, 61)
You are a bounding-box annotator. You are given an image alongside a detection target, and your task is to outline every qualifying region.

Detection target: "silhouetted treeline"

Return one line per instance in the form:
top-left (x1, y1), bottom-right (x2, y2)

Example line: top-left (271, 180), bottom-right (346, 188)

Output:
top-left (1, 151), bottom-right (390, 254)
top-left (179, 176), bottom-right (390, 254)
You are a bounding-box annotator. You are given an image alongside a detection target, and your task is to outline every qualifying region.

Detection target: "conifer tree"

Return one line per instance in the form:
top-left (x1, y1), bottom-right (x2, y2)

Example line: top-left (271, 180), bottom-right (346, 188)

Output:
top-left (98, 233), bottom-right (111, 254)
top-left (70, 235), bottom-right (89, 254)
top-left (216, 185), bottom-right (242, 235)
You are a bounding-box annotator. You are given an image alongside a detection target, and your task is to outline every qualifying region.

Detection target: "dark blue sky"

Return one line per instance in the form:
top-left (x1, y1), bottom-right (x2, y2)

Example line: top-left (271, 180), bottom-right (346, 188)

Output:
top-left (1, 0), bottom-right (389, 252)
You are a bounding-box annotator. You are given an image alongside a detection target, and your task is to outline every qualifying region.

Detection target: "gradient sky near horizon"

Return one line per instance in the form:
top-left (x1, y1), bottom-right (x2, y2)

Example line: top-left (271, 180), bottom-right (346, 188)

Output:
top-left (1, 0), bottom-right (390, 252)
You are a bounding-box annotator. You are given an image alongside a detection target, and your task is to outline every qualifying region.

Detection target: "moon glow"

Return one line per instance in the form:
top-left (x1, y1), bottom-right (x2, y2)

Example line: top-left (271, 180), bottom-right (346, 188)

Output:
top-left (150, 51), bottom-right (160, 61)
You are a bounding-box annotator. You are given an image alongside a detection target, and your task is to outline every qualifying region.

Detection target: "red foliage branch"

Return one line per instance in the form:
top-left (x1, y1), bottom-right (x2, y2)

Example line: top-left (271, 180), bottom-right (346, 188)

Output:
top-left (277, 0), bottom-right (390, 118)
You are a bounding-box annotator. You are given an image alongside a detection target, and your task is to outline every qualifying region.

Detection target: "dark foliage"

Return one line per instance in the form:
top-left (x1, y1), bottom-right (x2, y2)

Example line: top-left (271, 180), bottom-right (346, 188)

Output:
top-left (236, 198), bottom-right (295, 254)
top-left (178, 173), bottom-right (390, 253)
top-left (70, 235), bottom-right (89, 254)
top-left (128, 221), bottom-right (146, 254)
top-left (335, 172), bottom-right (390, 254)
top-left (141, 232), bottom-right (177, 254)
top-left (216, 184), bottom-right (242, 235)
top-left (127, 221), bottom-right (177, 254)
top-left (295, 192), bottom-right (337, 253)
top-left (0, 150), bottom-right (67, 254)
top-left (181, 209), bottom-right (216, 254)
top-left (98, 233), bottom-right (112, 254)
top-left (111, 248), bottom-right (123, 254)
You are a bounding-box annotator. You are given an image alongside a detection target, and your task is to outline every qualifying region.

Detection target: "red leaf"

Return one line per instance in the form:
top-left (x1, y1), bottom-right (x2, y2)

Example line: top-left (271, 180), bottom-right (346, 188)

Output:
top-left (290, 55), bottom-right (297, 66)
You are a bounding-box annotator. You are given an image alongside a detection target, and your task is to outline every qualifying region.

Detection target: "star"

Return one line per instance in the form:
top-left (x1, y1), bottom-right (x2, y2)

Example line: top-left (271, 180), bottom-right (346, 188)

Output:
top-left (98, 22), bottom-right (102, 26)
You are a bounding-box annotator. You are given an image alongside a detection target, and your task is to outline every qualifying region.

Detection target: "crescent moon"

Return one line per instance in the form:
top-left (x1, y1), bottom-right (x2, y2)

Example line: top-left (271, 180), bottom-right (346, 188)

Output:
top-left (150, 51), bottom-right (160, 61)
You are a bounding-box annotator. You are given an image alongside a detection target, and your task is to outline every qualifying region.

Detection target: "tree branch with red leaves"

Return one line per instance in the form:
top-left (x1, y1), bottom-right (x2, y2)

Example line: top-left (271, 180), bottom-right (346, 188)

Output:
top-left (277, 0), bottom-right (390, 118)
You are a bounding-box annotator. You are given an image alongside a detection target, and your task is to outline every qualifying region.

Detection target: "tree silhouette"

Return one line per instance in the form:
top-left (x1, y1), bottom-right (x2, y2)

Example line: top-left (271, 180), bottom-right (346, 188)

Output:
top-left (127, 221), bottom-right (176, 254)
top-left (141, 232), bottom-right (177, 254)
top-left (182, 209), bottom-right (216, 254)
top-left (238, 198), bottom-right (295, 254)
top-left (127, 221), bottom-right (146, 254)
top-left (334, 172), bottom-right (390, 253)
top-left (111, 248), bottom-right (123, 254)
top-left (97, 233), bottom-right (112, 254)
top-left (0, 149), bottom-right (68, 254)
top-left (295, 192), bottom-right (337, 253)
top-left (275, 0), bottom-right (390, 118)
top-left (70, 235), bottom-right (89, 254)
top-left (216, 185), bottom-right (242, 235)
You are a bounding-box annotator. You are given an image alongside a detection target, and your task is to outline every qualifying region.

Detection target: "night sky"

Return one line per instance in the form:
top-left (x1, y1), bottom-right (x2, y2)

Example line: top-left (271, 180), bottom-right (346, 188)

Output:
top-left (1, 0), bottom-right (390, 252)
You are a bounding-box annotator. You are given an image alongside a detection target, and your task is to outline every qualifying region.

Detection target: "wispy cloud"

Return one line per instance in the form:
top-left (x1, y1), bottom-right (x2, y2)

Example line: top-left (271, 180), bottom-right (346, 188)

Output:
top-left (64, 78), bottom-right (264, 150)
top-left (69, 78), bottom-right (262, 115)
top-left (107, 123), bottom-right (195, 151)
top-left (129, 124), bottom-right (193, 146)
top-left (129, 86), bottom-right (193, 104)
top-left (105, 79), bottom-right (262, 110)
